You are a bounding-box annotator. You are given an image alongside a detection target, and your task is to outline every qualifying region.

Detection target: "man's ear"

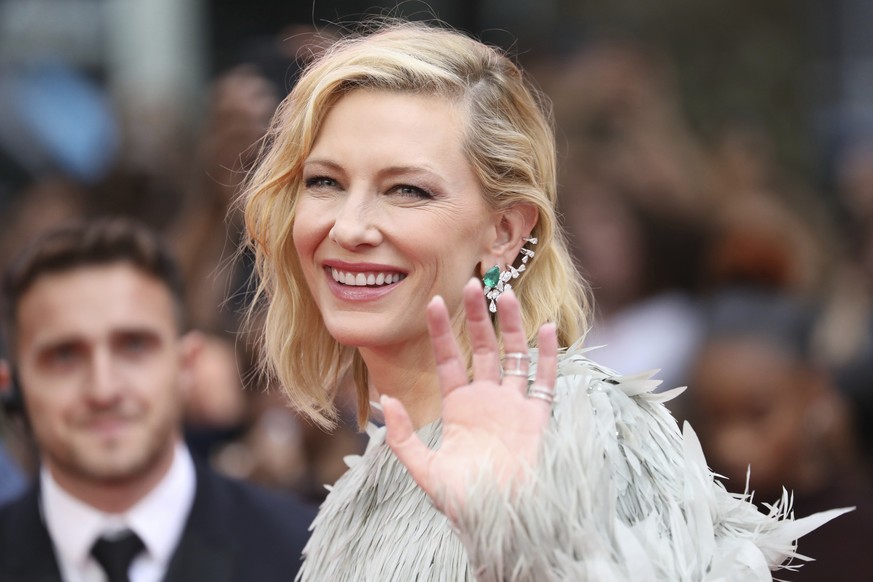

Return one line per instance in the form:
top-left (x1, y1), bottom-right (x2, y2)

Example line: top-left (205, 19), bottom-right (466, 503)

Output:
top-left (0, 359), bottom-right (26, 421)
top-left (177, 331), bottom-right (205, 398)
top-left (0, 360), bottom-right (10, 395)
top-left (0, 360), bottom-right (14, 411)
top-left (480, 203), bottom-right (538, 275)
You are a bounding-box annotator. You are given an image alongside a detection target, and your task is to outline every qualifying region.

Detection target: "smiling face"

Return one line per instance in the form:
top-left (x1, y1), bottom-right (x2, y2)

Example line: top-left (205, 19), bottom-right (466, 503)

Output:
top-left (292, 89), bottom-right (497, 351)
top-left (15, 263), bottom-right (189, 490)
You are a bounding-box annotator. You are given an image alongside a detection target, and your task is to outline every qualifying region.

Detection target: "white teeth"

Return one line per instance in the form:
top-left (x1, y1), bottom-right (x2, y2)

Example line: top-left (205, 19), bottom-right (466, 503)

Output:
top-left (331, 268), bottom-right (406, 287)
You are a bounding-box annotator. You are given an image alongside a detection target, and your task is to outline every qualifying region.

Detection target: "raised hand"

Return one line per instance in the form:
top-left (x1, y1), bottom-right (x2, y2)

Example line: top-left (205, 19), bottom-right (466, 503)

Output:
top-left (381, 277), bottom-right (558, 520)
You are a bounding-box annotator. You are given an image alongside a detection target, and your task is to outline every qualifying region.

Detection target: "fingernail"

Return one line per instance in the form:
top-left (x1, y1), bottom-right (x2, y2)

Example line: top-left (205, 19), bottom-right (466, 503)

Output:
top-left (430, 295), bottom-right (444, 306)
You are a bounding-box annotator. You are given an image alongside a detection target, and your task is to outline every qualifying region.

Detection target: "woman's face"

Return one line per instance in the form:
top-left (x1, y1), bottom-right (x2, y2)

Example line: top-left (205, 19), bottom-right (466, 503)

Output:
top-left (293, 89), bottom-right (496, 350)
top-left (690, 338), bottom-right (808, 497)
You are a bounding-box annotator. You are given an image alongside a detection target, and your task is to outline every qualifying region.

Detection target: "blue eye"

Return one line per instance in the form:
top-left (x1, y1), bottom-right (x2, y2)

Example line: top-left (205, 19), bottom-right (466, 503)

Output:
top-left (304, 176), bottom-right (338, 189)
top-left (392, 184), bottom-right (433, 199)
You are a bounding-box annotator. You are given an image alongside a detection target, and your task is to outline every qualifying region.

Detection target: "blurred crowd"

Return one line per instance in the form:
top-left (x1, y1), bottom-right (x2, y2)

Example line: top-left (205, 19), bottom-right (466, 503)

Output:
top-left (537, 39), bottom-right (873, 580)
top-left (1, 4), bottom-right (873, 579)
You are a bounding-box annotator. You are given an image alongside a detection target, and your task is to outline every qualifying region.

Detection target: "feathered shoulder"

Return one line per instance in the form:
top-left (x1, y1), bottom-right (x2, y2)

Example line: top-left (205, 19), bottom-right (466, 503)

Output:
top-left (454, 340), bottom-right (851, 581)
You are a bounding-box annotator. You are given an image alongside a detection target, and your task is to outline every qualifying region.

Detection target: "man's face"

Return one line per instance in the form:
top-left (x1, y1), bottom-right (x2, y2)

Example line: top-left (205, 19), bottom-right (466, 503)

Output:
top-left (14, 263), bottom-right (191, 488)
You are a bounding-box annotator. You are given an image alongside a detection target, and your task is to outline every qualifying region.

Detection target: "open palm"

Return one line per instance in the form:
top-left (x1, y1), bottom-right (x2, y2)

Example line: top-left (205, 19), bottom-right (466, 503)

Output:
top-left (382, 278), bottom-right (558, 520)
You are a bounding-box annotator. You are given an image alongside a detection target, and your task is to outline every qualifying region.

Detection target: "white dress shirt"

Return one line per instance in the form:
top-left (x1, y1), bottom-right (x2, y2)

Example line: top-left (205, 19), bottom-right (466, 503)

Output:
top-left (41, 442), bottom-right (197, 582)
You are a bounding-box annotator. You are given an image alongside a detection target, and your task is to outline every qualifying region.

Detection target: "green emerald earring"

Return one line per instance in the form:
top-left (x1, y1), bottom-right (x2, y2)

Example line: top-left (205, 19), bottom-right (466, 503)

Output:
top-left (483, 236), bottom-right (537, 313)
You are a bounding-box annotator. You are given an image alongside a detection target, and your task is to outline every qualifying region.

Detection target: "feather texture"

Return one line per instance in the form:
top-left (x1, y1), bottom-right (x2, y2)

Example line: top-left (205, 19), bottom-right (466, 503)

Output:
top-left (296, 345), bottom-right (850, 581)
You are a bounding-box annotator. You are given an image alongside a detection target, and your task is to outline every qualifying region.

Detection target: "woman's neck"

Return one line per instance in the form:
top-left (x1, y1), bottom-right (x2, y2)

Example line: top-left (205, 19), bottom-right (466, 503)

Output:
top-left (359, 339), bottom-right (444, 429)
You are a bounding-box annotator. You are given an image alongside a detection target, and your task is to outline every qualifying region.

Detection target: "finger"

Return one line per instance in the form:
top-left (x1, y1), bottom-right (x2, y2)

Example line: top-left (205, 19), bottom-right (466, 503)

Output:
top-left (528, 323), bottom-right (558, 418)
top-left (463, 278), bottom-right (501, 383)
top-left (426, 295), bottom-right (470, 397)
top-left (495, 288), bottom-right (530, 394)
top-left (382, 395), bottom-right (436, 498)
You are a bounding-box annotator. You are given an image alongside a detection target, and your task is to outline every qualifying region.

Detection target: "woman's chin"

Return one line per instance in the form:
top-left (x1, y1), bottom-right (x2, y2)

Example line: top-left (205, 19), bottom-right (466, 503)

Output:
top-left (328, 327), bottom-right (391, 349)
top-left (326, 325), bottom-right (422, 352)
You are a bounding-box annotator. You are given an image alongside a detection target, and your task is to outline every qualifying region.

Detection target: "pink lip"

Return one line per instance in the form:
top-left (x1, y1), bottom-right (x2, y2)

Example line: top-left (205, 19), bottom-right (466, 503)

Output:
top-left (322, 259), bottom-right (406, 273)
top-left (323, 261), bottom-right (406, 303)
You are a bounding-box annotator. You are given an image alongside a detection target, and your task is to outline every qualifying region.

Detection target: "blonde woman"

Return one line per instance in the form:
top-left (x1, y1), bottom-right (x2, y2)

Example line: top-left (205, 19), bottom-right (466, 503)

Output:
top-left (243, 20), bottom-right (843, 581)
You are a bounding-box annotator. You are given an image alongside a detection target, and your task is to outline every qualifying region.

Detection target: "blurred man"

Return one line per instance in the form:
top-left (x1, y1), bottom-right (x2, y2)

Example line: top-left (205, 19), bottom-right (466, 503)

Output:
top-left (0, 218), bottom-right (315, 582)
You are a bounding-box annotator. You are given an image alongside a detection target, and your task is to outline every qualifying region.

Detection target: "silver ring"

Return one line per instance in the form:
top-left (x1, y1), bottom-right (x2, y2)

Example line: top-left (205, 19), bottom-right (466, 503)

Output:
top-left (502, 352), bottom-right (529, 377)
top-left (526, 385), bottom-right (555, 405)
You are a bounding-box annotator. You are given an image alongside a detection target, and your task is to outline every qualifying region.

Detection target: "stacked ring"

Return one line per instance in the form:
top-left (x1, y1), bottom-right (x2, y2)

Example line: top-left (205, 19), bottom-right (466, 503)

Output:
top-left (526, 385), bottom-right (555, 405)
top-left (501, 352), bottom-right (529, 377)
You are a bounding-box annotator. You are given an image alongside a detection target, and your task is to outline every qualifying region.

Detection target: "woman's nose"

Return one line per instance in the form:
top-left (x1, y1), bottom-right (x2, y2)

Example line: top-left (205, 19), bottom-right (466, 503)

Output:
top-left (328, 192), bottom-right (383, 249)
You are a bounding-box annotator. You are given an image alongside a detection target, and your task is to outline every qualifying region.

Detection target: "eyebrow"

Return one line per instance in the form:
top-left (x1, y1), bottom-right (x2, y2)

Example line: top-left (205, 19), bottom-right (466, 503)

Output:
top-left (378, 166), bottom-right (440, 181)
top-left (303, 159), bottom-right (444, 183)
top-left (111, 328), bottom-right (163, 341)
top-left (302, 159), bottom-right (342, 171)
top-left (31, 326), bottom-right (164, 351)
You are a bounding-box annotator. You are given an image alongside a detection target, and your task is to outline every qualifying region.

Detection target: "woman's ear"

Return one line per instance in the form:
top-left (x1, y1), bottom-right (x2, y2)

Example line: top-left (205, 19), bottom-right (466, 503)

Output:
top-left (481, 203), bottom-right (538, 273)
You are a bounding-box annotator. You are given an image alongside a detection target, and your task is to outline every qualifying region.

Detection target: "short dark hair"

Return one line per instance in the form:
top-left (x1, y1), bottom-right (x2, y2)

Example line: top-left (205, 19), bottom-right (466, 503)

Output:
top-left (700, 286), bottom-right (818, 362)
top-left (2, 217), bottom-right (187, 359)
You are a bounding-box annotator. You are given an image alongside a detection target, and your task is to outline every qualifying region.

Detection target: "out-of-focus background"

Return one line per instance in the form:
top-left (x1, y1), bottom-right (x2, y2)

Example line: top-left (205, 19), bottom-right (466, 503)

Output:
top-left (1, 1), bottom-right (872, 576)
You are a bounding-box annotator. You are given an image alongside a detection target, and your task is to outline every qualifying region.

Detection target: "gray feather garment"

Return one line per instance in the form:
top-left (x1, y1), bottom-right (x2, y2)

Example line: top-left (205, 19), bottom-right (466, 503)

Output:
top-left (296, 341), bottom-right (849, 581)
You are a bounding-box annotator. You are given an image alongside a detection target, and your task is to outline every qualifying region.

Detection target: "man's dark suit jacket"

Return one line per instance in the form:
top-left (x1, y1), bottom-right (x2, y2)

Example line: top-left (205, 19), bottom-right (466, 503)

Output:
top-left (0, 461), bottom-right (317, 582)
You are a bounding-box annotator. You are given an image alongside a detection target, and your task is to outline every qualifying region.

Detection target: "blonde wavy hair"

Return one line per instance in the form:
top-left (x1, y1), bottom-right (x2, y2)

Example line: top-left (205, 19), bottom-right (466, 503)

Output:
top-left (243, 20), bottom-right (590, 429)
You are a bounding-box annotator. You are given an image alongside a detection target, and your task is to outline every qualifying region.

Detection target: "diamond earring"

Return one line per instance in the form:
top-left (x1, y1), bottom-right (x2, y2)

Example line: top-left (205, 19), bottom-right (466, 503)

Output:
top-left (482, 236), bottom-right (537, 313)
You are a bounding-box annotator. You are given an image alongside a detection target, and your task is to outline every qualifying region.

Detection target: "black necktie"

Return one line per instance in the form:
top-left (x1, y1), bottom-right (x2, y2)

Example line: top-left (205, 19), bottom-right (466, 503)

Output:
top-left (90, 529), bottom-right (145, 582)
